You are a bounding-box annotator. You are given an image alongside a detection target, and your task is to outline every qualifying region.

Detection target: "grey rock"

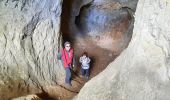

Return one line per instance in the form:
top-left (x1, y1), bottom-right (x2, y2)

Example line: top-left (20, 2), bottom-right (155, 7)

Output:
top-left (0, 0), bottom-right (64, 99)
top-left (76, 0), bottom-right (170, 100)
top-left (68, 0), bottom-right (138, 53)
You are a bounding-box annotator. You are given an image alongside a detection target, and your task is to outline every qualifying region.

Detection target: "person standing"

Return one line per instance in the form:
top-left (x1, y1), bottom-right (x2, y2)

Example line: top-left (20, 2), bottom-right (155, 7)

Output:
top-left (79, 52), bottom-right (91, 80)
top-left (61, 41), bottom-right (73, 86)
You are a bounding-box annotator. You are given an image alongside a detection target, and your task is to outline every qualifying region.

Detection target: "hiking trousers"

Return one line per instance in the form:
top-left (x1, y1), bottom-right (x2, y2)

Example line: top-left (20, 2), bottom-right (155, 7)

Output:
top-left (81, 68), bottom-right (89, 77)
top-left (65, 67), bottom-right (71, 84)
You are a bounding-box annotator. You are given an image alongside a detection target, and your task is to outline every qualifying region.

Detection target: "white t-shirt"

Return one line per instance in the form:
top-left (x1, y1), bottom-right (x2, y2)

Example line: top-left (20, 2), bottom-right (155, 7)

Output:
top-left (79, 56), bottom-right (91, 69)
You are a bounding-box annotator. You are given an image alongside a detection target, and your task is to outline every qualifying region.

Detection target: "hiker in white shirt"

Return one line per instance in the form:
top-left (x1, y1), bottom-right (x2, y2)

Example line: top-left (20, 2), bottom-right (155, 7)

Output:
top-left (79, 52), bottom-right (91, 79)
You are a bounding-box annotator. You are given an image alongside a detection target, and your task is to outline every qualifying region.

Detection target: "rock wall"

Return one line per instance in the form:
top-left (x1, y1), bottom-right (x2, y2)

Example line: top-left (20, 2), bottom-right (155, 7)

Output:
top-left (76, 0), bottom-right (170, 100)
top-left (65, 0), bottom-right (138, 53)
top-left (61, 0), bottom-right (138, 78)
top-left (0, 0), bottom-right (64, 99)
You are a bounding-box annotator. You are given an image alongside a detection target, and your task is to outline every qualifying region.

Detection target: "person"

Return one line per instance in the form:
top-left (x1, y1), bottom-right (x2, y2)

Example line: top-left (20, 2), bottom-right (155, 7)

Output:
top-left (61, 41), bottom-right (73, 86)
top-left (79, 52), bottom-right (91, 79)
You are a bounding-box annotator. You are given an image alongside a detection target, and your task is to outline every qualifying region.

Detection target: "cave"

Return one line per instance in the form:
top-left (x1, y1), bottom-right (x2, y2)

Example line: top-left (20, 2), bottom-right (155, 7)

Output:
top-left (57, 0), bottom-right (138, 99)
top-left (3, 0), bottom-right (170, 100)
top-left (60, 0), bottom-right (137, 79)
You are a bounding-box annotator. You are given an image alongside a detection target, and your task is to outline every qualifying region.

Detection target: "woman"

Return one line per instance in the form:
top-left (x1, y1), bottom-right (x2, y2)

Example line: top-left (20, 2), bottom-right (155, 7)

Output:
top-left (61, 41), bottom-right (73, 86)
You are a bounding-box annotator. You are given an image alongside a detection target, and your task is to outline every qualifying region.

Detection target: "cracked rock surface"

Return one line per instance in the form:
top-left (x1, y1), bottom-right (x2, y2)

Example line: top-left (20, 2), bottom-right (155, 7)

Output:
top-left (75, 0), bottom-right (170, 100)
top-left (61, 0), bottom-right (138, 80)
top-left (0, 0), bottom-right (139, 99)
top-left (2, 0), bottom-right (170, 100)
top-left (0, 0), bottom-right (64, 99)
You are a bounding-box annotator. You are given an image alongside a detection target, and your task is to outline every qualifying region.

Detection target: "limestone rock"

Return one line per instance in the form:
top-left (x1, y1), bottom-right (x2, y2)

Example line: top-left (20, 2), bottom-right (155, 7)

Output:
top-left (61, 0), bottom-right (138, 79)
top-left (0, 0), bottom-right (64, 99)
top-left (70, 0), bottom-right (138, 54)
top-left (76, 0), bottom-right (170, 100)
top-left (12, 94), bottom-right (41, 100)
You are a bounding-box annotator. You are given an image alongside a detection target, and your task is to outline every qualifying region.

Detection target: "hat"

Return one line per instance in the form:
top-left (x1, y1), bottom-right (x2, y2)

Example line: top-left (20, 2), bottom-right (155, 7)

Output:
top-left (64, 41), bottom-right (71, 46)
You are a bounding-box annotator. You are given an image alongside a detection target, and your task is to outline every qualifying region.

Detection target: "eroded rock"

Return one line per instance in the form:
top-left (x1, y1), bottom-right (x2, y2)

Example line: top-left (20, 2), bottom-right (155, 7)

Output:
top-left (0, 0), bottom-right (64, 99)
top-left (76, 0), bottom-right (170, 100)
top-left (61, 0), bottom-right (138, 78)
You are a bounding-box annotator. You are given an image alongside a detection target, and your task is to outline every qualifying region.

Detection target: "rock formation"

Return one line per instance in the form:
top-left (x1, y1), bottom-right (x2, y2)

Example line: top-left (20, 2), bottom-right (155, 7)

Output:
top-left (2, 0), bottom-right (169, 100)
top-left (76, 0), bottom-right (170, 100)
top-left (0, 0), bottom-right (139, 99)
top-left (61, 0), bottom-right (138, 78)
top-left (0, 0), bottom-right (64, 99)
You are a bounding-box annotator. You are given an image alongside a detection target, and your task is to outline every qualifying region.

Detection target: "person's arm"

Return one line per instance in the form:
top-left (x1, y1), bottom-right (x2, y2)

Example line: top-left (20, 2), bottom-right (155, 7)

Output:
top-left (87, 57), bottom-right (91, 63)
top-left (79, 57), bottom-right (83, 63)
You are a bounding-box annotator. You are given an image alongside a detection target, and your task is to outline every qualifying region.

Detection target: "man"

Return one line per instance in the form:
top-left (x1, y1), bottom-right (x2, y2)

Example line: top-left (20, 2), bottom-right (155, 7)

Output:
top-left (61, 41), bottom-right (73, 86)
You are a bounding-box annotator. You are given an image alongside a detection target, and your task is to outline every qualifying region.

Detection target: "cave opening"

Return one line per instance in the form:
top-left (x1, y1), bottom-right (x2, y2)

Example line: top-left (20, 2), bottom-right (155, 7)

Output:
top-left (0, 0), bottom-right (139, 99)
top-left (60, 0), bottom-right (137, 78)
top-left (58, 0), bottom-right (138, 99)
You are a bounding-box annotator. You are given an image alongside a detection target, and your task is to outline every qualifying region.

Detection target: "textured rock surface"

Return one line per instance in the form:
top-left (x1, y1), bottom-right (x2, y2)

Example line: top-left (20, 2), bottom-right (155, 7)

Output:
top-left (76, 0), bottom-right (170, 100)
top-left (64, 0), bottom-right (138, 53)
top-left (75, 1), bottom-right (132, 52)
top-left (0, 0), bottom-right (64, 99)
top-left (12, 94), bottom-right (41, 100)
top-left (61, 0), bottom-right (138, 79)
top-left (0, 0), bottom-right (139, 99)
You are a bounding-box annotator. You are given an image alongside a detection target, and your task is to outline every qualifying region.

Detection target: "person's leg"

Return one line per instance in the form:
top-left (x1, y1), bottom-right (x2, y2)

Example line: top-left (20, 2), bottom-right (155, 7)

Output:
top-left (65, 67), bottom-right (71, 85)
top-left (85, 69), bottom-right (90, 79)
top-left (81, 68), bottom-right (85, 76)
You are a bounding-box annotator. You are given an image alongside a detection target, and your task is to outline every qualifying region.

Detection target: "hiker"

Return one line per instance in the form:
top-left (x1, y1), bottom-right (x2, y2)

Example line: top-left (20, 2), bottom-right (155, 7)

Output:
top-left (61, 41), bottom-right (74, 86)
top-left (79, 52), bottom-right (91, 79)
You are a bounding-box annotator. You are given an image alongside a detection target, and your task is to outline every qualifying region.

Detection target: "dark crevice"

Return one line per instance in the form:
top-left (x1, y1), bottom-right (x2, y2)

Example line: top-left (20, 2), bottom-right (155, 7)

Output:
top-left (36, 93), bottom-right (56, 100)
top-left (22, 11), bottom-right (41, 36)
top-left (60, 0), bottom-right (73, 43)
top-left (75, 2), bottom-right (92, 32)
top-left (21, 0), bottom-right (27, 11)
top-left (121, 6), bottom-right (135, 17)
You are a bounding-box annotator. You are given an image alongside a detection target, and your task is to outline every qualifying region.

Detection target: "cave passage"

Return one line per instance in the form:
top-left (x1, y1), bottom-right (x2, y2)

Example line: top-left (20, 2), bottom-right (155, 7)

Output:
top-left (0, 0), bottom-right (139, 100)
top-left (59, 0), bottom-right (138, 99)
top-left (60, 0), bottom-right (136, 78)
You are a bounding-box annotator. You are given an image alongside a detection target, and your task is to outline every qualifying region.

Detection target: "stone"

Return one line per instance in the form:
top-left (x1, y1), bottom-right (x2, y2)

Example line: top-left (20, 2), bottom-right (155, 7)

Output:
top-left (12, 94), bottom-right (41, 100)
top-left (0, 0), bottom-right (65, 99)
top-left (61, 0), bottom-right (138, 80)
top-left (72, 0), bottom-right (138, 53)
top-left (75, 0), bottom-right (170, 100)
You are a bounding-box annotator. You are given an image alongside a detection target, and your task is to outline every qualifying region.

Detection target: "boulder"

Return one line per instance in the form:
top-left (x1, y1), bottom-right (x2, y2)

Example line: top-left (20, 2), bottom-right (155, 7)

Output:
top-left (0, 0), bottom-right (64, 99)
top-left (76, 0), bottom-right (170, 100)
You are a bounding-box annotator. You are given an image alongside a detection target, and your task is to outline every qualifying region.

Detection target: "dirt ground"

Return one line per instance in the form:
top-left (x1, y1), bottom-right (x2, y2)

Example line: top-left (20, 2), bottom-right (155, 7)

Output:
top-left (12, 36), bottom-right (118, 100)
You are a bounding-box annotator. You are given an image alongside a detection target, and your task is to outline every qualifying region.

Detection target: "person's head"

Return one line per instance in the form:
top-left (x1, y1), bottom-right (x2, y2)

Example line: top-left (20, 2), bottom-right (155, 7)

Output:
top-left (64, 41), bottom-right (71, 51)
top-left (82, 52), bottom-right (88, 57)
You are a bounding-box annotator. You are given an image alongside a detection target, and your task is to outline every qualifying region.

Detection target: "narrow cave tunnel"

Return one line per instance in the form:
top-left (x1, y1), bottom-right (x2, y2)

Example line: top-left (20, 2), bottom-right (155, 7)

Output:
top-left (60, 0), bottom-right (137, 78)
top-left (2, 0), bottom-right (169, 100)
top-left (4, 0), bottom-right (139, 100)
top-left (59, 0), bottom-right (138, 99)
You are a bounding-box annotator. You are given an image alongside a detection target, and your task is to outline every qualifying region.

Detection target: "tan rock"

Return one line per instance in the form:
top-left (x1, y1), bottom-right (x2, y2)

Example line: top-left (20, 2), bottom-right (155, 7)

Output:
top-left (0, 0), bottom-right (64, 99)
top-left (76, 0), bottom-right (170, 100)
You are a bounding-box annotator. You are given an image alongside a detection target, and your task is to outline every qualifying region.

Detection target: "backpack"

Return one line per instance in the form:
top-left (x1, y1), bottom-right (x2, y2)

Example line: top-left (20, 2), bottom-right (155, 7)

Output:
top-left (57, 52), bottom-right (62, 60)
